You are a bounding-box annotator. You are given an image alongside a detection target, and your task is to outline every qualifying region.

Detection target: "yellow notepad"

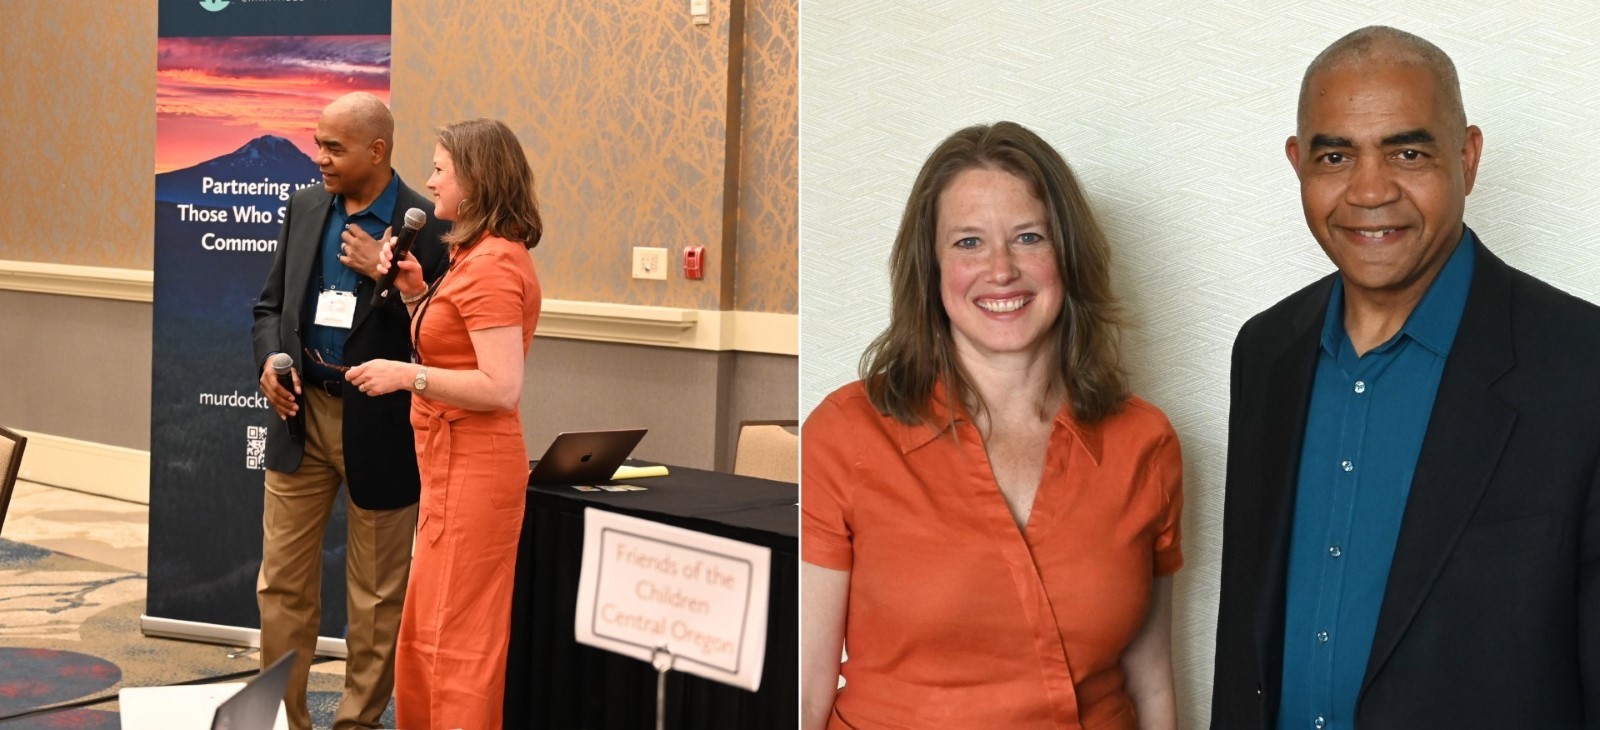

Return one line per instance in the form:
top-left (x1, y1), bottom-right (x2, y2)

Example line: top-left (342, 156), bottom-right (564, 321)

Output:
top-left (611, 465), bottom-right (669, 480)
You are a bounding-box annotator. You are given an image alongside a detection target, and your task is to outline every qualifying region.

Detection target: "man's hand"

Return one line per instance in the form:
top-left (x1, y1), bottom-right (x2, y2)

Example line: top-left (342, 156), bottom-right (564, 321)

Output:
top-left (258, 356), bottom-right (301, 419)
top-left (339, 224), bottom-right (388, 279)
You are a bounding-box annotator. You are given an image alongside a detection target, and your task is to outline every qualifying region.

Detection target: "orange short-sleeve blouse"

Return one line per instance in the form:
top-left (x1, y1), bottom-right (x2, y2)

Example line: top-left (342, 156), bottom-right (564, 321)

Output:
top-left (413, 235), bottom-right (541, 374)
top-left (802, 381), bottom-right (1183, 729)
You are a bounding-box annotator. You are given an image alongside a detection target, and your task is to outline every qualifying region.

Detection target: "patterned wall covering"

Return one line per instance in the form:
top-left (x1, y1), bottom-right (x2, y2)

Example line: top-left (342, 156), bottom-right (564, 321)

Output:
top-left (1, 2), bottom-right (157, 269)
top-left (799, 1), bottom-right (1600, 724)
top-left (737, 0), bottom-right (800, 313)
top-left (395, 0), bottom-right (778, 312)
top-left (3, 1), bottom-right (798, 315)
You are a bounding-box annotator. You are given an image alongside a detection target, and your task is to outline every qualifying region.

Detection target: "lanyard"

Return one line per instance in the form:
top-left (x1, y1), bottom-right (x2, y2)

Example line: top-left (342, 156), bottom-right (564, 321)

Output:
top-left (409, 253), bottom-right (458, 364)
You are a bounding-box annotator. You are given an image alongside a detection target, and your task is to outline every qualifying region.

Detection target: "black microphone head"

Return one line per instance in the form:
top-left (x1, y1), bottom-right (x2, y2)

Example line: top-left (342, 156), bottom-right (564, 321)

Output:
top-left (270, 352), bottom-right (293, 375)
top-left (403, 207), bottom-right (427, 231)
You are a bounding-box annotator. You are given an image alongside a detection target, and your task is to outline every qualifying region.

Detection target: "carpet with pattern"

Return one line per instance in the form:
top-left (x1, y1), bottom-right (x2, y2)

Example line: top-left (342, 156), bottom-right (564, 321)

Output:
top-left (0, 538), bottom-right (391, 728)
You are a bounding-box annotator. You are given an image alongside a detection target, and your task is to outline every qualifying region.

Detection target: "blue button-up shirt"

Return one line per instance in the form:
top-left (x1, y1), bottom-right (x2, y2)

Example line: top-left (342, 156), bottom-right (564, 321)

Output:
top-left (303, 174), bottom-right (399, 382)
top-left (1277, 230), bottom-right (1475, 730)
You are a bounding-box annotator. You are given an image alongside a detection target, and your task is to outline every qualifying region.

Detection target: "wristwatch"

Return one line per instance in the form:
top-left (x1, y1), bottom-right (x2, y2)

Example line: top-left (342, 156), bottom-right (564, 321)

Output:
top-left (413, 367), bottom-right (428, 392)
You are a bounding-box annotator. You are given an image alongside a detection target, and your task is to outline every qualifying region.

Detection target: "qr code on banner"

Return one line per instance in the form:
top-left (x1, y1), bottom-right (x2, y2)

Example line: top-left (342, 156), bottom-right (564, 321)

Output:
top-left (247, 426), bottom-right (267, 470)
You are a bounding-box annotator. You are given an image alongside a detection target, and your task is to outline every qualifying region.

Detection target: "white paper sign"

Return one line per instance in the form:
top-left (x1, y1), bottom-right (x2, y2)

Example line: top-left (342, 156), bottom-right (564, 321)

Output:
top-left (574, 507), bottom-right (772, 691)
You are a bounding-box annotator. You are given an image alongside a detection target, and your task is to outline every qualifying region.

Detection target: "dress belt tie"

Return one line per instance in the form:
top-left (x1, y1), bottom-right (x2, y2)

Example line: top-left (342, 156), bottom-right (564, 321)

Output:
top-left (418, 404), bottom-right (472, 546)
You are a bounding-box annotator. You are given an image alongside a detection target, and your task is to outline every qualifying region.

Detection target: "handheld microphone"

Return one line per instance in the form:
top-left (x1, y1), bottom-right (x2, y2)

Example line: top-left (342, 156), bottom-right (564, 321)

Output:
top-left (371, 208), bottom-right (429, 307)
top-left (270, 352), bottom-right (306, 441)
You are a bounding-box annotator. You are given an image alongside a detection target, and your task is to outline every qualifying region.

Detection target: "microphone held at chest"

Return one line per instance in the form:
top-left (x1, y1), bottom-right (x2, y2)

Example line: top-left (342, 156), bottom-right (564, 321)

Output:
top-left (370, 207), bottom-right (429, 307)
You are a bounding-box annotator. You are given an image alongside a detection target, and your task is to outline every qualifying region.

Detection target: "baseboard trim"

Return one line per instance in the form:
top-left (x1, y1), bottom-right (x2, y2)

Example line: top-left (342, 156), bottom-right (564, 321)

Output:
top-left (15, 430), bottom-right (150, 505)
top-left (0, 260), bottom-right (797, 355)
top-left (724, 309), bottom-right (799, 356)
top-left (140, 615), bottom-right (349, 658)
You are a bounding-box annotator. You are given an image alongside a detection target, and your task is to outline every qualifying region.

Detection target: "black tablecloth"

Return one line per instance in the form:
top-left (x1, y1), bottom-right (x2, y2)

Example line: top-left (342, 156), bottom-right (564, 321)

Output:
top-left (504, 462), bottom-right (797, 729)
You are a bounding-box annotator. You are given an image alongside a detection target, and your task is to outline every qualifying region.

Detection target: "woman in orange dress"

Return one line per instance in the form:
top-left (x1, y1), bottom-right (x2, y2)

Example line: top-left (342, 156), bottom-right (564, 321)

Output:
top-left (802, 122), bottom-right (1183, 729)
top-left (347, 118), bottom-right (542, 730)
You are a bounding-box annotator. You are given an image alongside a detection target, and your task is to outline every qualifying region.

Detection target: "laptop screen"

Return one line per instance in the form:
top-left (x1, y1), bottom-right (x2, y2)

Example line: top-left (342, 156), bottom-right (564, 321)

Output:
top-left (211, 649), bottom-right (294, 730)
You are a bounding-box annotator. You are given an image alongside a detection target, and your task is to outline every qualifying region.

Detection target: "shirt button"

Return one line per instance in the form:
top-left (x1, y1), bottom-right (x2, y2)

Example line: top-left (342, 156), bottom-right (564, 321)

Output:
top-left (1341, 460), bottom-right (1353, 472)
top-left (1316, 630), bottom-right (1329, 643)
top-left (1329, 545), bottom-right (1342, 558)
top-left (1315, 717), bottom-right (1326, 729)
top-left (1353, 380), bottom-right (1366, 394)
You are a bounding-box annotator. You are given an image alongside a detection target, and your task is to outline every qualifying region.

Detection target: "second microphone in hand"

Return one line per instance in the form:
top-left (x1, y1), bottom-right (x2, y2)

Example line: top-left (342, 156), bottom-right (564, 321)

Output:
top-left (269, 352), bottom-right (307, 441)
top-left (370, 207), bottom-right (429, 307)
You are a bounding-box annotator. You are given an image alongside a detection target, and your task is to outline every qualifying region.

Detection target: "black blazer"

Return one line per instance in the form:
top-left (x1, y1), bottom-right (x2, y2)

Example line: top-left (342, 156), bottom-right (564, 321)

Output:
top-left (1211, 233), bottom-right (1600, 728)
top-left (250, 178), bottom-right (448, 510)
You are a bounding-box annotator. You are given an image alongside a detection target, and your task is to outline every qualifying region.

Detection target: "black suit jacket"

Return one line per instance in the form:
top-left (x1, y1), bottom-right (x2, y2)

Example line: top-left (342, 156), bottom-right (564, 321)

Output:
top-left (1211, 233), bottom-right (1600, 728)
top-left (250, 178), bottom-right (448, 510)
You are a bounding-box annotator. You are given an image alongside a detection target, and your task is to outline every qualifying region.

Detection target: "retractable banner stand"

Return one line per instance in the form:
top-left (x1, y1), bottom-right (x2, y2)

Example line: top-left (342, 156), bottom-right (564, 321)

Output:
top-left (146, 0), bottom-right (391, 649)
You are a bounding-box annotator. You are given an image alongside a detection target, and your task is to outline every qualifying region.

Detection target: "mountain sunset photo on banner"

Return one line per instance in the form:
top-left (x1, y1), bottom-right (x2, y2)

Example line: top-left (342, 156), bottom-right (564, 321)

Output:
top-left (156, 35), bottom-right (390, 174)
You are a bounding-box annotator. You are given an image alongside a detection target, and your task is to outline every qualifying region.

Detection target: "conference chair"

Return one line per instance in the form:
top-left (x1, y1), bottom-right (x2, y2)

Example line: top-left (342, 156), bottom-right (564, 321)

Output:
top-left (732, 420), bottom-right (798, 483)
top-left (0, 426), bottom-right (27, 537)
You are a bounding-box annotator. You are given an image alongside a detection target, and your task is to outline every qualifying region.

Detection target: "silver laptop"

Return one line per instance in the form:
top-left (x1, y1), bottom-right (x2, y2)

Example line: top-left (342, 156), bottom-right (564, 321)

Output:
top-left (211, 649), bottom-right (295, 730)
top-left (528, 429), bottom-right (648, 485)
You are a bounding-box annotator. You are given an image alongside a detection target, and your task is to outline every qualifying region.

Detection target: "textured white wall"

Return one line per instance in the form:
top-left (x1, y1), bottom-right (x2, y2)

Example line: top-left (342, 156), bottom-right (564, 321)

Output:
top-left (799, 2), bottom-right (1600, 725)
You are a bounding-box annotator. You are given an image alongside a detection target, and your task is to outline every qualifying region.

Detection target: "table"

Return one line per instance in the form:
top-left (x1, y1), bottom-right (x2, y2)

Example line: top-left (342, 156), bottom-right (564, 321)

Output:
top-left (504, 462), bottom-right (797, 729)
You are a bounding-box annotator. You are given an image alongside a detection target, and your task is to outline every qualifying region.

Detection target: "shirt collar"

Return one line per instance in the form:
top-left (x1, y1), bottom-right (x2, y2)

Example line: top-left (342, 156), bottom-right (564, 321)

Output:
top-left (894, 380), bottom-right (1103, 466)
top-left (332, 172), bottom-right (401, 225)
top-left (1320, 226), bottom-right (1476, 358)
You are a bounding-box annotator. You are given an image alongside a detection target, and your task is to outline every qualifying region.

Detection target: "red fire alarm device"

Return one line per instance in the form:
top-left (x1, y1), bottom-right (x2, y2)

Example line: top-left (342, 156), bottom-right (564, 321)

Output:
top-left (683, 246), bottom-right (705, 280)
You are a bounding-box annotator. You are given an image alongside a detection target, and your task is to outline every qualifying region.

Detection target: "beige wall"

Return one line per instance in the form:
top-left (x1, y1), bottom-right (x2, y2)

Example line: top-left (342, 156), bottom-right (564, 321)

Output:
top-left (1, 0), bottom-right (797, 315)
top-left (0, 291), bottom-right (794, 472)
top-left (524, 340), bottom-right (797, 470)
top-left (1, 2), bottom-right (157, 270)
top-left (0, 292), bottom-right (152, 451)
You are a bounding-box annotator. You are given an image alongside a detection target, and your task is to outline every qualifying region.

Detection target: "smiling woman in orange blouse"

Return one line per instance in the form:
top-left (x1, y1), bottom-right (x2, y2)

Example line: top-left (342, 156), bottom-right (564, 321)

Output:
top-left (801, 121), bottom-right (1184, 730)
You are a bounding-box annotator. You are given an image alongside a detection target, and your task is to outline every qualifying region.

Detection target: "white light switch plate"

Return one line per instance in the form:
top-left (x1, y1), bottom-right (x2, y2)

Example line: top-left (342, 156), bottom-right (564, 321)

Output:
top-left (632, 247), bottom-right (668, 280)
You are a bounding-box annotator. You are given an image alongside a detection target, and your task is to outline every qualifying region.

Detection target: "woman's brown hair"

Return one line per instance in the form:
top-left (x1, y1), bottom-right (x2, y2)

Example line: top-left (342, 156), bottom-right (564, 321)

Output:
top-left (436, 118), bottom-right (543, 250)
top-left (859, 121), bottom-right (1128, 426)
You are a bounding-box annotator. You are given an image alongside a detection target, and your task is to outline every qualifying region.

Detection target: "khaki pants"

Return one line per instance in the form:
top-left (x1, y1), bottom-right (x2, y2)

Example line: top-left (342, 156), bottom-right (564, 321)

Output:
top-left (257, 388), bottom-right (417, 730)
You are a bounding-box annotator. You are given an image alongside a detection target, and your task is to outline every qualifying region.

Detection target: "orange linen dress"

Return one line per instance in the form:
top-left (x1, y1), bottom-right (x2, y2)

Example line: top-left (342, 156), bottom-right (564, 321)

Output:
top-left (802, 381), bottom-right (1184, 729)
top-left (395, 235), bottom-right (541, 730)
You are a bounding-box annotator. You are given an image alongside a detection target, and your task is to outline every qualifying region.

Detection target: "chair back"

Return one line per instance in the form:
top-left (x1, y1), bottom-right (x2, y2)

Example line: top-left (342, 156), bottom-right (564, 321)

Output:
top-left (0, 426), bottom-right (27, 537)
top-left (733, 420), bottom-right (798, 483)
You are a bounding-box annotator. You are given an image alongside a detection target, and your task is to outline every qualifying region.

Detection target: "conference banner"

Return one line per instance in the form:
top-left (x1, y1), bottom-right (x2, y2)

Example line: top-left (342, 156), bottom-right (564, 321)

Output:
top-left (147, 0), bottom-right (391, 647)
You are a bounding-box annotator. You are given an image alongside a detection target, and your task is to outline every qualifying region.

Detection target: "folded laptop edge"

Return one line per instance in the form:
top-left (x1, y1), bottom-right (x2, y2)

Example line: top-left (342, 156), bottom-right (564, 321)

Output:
top-left (527, 428), bottom-right (649, 485)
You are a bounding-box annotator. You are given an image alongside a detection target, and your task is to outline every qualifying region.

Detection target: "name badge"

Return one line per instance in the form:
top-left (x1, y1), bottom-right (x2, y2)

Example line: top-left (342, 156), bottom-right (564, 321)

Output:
top-left (314, 290), bottom-right (357, 329)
